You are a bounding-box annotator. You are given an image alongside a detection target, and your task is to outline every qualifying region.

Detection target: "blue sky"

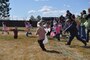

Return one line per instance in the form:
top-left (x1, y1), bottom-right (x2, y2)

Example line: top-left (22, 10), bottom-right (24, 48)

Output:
top-left (10, 0), bottom-right (90, 20)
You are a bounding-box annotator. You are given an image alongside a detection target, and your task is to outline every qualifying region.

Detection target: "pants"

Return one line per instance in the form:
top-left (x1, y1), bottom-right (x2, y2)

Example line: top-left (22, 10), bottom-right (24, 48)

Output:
top-left (38, 39), bottom-right (46, 51)
top-left (26, 32), bottom-right (32, 37)
top-left (55, 33), bottom-right (60, 41)
top-left (86, 29), bottom-right (90, 42)
top-left (79, 25), bottom-right (87, 39)
top-left (78, 25), bottom-right (81, 36)
top-left (14, 35), bottom-right (18, 39)
top-left (67, 33), bottom-right (86, 45)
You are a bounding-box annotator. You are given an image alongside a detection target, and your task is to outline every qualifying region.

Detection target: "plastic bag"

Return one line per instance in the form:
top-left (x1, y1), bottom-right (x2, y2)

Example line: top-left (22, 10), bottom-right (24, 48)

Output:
top-left (50, 32), bottom-right (55, 38)
top-left (44, 28), bottom-right (50, 33)
top-left (43, 34), bottom-right (48, 44)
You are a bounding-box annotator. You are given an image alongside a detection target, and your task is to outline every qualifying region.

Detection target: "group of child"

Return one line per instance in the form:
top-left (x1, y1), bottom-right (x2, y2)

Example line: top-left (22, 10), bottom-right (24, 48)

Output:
top-left (36, 8), bottom-right (90, 51)
top-left (1, 21), bottom-right (32, 39)
top-left (1, 8), bottom-right (90, 51)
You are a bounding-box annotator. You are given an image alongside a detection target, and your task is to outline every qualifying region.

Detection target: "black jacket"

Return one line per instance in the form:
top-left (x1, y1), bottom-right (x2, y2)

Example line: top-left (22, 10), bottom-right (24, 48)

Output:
top-left (65, 21), bottom-right (78, 35)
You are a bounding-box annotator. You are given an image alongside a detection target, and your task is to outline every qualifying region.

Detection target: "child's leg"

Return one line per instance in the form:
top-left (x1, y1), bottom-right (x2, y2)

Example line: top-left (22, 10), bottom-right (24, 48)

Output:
top-left (38, 40), bottom-right (46, 51)
top-left (6, 30), bottom-right (9, 34)
top-left (66, 35), bottom-right (74, 45)
top-left (60, 30), bottom-right (62, 37)
top-left (28, 29), bottom-right (32, 35)
top-left (14, 35), bottom-right (18, 39)
top-left (55, 34), bottom-right (60, 41)
top-left (2, 30), bottom-right (4, 34)
top-left (76, 34), bottom-right (87, 46)
top-left (26, 32), bottom-right (28, 37)
top-left (28, 32), bottom-right (32, 35)
top-left (86, 29), bottom-right (90, 42)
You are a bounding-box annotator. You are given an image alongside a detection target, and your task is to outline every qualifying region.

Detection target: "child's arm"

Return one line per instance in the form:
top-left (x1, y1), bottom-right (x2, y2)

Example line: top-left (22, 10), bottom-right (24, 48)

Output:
top-left (9, 28), bottom-right (14, 31)
top-left (36, 28), bottom-right (39, 35)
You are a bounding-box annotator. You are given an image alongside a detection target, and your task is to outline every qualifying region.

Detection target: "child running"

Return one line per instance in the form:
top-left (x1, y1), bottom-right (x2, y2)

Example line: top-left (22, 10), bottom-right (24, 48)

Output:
top-left (36, 21), bottom-right (47, 51)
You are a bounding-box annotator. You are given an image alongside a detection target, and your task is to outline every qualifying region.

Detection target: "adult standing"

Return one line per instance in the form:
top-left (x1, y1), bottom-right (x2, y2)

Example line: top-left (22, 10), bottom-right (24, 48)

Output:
top-left (86, 8), bottom-right (90, 42)
top-left (79, 10), bottom-right (87, 40)
top-left (63, 15), bottom-right (87, 46)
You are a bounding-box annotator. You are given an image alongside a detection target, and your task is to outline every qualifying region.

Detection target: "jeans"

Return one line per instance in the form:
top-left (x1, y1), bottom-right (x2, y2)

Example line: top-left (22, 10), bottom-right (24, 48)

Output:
top-left (78, 25), bottom-right (87, 40)
top-left (86, 29), bottom-right (90, 42)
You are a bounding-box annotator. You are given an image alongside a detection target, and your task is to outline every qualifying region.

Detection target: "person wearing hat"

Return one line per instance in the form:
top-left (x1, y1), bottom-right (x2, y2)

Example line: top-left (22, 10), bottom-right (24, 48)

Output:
top-left (66, 10), bottom-right (72, 19)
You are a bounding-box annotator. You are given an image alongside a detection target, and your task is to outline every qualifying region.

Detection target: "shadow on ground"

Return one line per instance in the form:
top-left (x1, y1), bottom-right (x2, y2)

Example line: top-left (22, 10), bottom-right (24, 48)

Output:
top-left (45, 50), bottom-right (62, 54)
top-left (81, 46), bottom-right (90, 49)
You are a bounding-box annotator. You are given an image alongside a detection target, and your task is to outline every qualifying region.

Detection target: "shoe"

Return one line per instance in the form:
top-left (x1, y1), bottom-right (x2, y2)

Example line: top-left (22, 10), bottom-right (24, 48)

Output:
top-left (42, 49), bottom-right (47, 51)
top-left (86, 40), bottom-right (89, 42)
top-left (58, 39), bottom-right (60, 41)
top-left (65, 44), bottom-right (70, 45)
top-left (84, 42), bottom-right (87, 46)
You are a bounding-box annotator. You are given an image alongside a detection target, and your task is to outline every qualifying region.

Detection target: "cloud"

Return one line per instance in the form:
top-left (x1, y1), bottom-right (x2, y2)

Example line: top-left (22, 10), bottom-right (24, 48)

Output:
top-left (38, 6), bottom-right (66, 16)
top-left (74, 12), bottom-right (79, 16)
top-left (38, 6), bottom-right (52, 13)
top-left (28, 5), bottom-right (66, 17)
top-left (28, 10), bottom-right (36, 14)
top-left (11, 6), bottom-right (66, 20)
top-left (64, 4), bottom-right (71, 8)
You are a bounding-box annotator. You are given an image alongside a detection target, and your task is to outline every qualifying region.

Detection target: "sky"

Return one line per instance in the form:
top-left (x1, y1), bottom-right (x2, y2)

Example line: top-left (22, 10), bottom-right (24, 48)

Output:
top-left (9, 0), bottom-right (90, 20)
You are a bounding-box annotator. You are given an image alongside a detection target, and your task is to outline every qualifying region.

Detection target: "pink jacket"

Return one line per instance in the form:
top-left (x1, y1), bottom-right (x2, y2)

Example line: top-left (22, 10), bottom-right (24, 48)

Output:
top-left (55, 24), bottom-right (62, 34)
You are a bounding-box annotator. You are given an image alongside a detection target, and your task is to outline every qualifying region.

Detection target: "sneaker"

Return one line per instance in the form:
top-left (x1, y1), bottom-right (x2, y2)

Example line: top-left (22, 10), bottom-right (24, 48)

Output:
top-left (84, 42), bottom-right (87, 46)
top-left (42, 49), bottom-right (47, 51)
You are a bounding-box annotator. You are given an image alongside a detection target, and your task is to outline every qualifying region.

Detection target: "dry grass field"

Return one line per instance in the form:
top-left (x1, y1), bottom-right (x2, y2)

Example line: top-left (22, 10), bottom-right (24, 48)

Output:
top-left (0, 27), bottom-right (90, 60)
